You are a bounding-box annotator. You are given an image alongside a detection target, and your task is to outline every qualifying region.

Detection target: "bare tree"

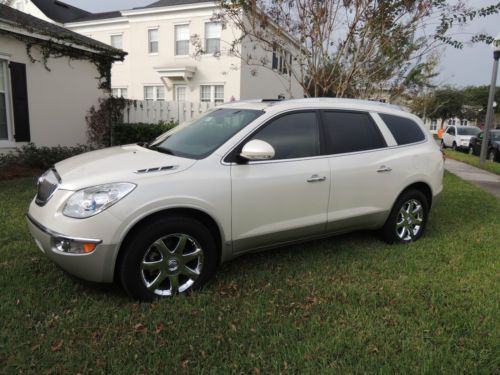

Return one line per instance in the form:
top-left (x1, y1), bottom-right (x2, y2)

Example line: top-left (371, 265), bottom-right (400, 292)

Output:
top-left (212, 0), bottom-right (500, 98)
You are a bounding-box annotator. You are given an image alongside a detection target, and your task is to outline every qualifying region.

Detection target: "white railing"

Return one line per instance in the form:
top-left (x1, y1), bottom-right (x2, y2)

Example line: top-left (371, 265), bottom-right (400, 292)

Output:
top-left (122, 100), bottom-right (217, 124)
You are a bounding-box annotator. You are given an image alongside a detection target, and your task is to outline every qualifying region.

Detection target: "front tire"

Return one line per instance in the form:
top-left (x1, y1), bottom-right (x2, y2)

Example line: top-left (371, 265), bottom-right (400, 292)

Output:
top-left (381, 189), bottom-right (429, 244)
top-left (452, 142), bottom-right (457, 151)
top-left (119, 216), bottom-right (218, 301)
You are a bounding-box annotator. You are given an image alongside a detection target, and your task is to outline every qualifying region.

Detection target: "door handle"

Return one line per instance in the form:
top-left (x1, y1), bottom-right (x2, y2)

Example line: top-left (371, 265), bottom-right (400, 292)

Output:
top-left (377, 165), bottom-right (392, 173)
top-left (307, 174), bottom-right (327, 183)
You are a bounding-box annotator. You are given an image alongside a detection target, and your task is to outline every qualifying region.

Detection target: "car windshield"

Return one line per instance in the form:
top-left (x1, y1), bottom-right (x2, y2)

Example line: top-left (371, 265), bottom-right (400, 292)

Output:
top-left (457, 127), bottom-right (480, 136)
top-left (149, 108), bottom-right (264, 159)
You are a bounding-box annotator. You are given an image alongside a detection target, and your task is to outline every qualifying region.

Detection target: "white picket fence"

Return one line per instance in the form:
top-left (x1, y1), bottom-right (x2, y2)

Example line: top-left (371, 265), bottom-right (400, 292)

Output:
top-left (122, 100), bottom-right (217, 124)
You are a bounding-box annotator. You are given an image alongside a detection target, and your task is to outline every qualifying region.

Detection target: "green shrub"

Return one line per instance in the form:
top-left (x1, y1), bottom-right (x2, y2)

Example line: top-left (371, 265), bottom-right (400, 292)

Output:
top-left (112, 121), bottom-right (178, 145)
top-left (0, 143), bottom-right (95, 170)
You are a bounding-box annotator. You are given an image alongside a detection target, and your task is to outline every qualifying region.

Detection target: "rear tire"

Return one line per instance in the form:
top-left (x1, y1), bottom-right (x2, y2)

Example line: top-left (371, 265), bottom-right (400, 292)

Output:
top-left (119, 216), bottom-right (218, 301)
top-left (380, 189), bottom-right (429, 244)
top-left (487, 150), bottom-right (496, 162)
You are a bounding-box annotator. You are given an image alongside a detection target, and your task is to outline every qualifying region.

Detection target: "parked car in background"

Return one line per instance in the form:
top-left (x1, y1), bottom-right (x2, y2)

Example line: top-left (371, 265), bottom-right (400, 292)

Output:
top-left (468, 130), bottom-right (500, 162)
top-left (441, 125), bottom-right (481, 151)
top-left (27, 98), bottom-right (444, 300)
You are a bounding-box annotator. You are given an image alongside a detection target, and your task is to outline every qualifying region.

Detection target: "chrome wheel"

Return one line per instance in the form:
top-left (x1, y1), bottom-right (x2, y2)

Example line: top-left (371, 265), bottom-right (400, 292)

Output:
top-left (468, 147), bottom-right (474, 155)
top-left (140, 234), bottom-right (204, 296)
top-left (488, 150), bottom-right (495, 162)
top-left (395, 199), bottom-right (424, 241)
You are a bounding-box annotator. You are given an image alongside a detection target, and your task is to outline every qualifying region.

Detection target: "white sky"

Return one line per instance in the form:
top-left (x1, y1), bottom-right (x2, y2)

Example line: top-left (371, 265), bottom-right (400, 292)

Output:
top-left (64, 0), bottom-right (500, 87)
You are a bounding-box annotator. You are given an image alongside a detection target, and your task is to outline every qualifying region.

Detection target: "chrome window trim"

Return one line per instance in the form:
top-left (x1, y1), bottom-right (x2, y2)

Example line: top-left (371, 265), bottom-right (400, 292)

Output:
top-left (26, 214), bottom-right (102, 244)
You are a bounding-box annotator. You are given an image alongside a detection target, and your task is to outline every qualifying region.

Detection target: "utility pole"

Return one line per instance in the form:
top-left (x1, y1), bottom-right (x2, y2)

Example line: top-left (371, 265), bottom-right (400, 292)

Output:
top-left (480, 33), bottom-right (500, 165)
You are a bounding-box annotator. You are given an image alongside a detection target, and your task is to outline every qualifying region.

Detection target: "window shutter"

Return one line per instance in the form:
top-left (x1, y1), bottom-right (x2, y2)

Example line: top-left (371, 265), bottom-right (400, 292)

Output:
top-left (9, 62), bottom-right (30, 142)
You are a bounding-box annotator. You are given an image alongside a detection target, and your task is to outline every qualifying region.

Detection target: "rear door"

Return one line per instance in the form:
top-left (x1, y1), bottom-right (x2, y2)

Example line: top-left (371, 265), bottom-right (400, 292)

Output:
top-left (231, 111), bottom-right (330, 252)
top-left (321, 110), bottom-right (397, 232)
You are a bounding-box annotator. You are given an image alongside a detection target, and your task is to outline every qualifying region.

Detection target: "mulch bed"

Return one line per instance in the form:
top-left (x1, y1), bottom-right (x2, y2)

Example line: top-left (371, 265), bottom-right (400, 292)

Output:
top-left (0, 165), bottom-right (43, 181)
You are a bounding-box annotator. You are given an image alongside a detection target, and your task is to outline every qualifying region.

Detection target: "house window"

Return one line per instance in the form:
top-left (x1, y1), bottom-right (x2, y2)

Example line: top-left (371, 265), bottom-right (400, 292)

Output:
top-left (175, 25), bottom-right (189, 56)
top-left (200, 85), bottom-right (224, 104)
top-left (148, 28), bottom-right (159, 54)
top-left (112, 87), bottom-right (128, 98)
top-left (272, 47), bottom-right (292, 75)
top-left (205, 22), bottom-right (221, 54)
top-left (110, 34), bottom-right (123, 50)
top-left (144, 85), bottom-right (165, 101)
top-left (430, 120), bottom-right (437, 131)
top-left (0, 60), bottom-right (10, 140)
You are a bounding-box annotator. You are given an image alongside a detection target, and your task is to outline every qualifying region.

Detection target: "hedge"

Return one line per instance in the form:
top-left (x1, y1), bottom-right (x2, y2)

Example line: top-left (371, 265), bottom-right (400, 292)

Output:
top-left (112, 121), bottom-right (178, 146)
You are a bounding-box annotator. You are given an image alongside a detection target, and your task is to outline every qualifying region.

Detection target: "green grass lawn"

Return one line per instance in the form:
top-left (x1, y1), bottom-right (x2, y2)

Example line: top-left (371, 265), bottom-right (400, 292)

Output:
top-left (444, 149), bottom-right (500, 175)
top-left (0, 173), bottom-right (498, 374)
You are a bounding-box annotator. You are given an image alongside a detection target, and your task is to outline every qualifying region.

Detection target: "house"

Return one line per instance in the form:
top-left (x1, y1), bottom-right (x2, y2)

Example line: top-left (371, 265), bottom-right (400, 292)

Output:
top-left (9, 0), bottom-right (304, 103)
top-left (0, 4), bottom-right (125, 150)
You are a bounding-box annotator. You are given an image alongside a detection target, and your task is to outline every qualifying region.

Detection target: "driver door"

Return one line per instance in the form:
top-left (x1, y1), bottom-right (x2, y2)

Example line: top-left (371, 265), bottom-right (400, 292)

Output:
top-left (230, 111), bottom-right (330, 253)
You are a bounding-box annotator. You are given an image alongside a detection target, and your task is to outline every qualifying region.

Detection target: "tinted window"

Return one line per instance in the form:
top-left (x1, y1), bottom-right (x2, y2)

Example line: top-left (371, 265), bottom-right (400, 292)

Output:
top-left (251, 112), bottom-right (320, 160)
top-left (457, 127), bottom-right (480, 136)
top-left (380, 114), bottom-right (426, 145)
top-left (322, 111), bottom-right (386, 154)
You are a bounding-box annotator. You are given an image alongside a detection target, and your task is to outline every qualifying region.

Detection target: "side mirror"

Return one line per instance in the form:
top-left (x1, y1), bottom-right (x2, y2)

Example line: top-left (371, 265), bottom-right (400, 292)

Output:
top-left (240, 139), bottom-right (275, 161)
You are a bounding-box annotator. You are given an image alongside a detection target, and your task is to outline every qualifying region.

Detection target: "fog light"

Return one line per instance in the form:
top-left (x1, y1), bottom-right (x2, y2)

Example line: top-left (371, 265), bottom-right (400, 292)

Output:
top-left (53, 238), bottom-right (97, 254)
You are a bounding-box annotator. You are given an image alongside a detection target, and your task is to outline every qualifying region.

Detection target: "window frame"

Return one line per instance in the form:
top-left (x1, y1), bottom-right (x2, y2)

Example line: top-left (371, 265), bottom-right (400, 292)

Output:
top-left (225, 109), bottom-right (325, 164)
top-left (319, 109), bottom-right (388, 156)
top-left (174, 24), bottom-right (190, 57)
top-left (379, 113), bottom-right (428, 147)
top-left (111, 87), bottom-right (128, 98)
top-left (200, 84), bottom-right (224, 104)
top-left (204, 22), bottom-right (221, 55)
top-left (143, 85), bottom-right (165, 101)
top-left (148, 27), bottom-right (159, 55)
top-left (0, 57), bottom-right (15, 147)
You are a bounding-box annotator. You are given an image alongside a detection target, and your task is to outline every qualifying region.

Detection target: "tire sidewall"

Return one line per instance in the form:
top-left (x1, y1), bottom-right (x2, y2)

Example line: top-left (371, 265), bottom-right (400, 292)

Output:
top-left (381, 189), bottom-right (429, 244)
top-left (119, 216), bottom-right (217, 301)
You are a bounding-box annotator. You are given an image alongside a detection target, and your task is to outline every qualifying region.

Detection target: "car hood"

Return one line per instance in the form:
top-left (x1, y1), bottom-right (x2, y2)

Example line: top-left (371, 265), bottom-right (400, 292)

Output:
top-left (55, 144), bottom-right (196, 190)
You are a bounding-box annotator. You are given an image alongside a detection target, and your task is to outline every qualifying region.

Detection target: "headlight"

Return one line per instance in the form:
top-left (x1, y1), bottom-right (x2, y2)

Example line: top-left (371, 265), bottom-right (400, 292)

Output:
top-left (63, 183), bottom-right (136, 219)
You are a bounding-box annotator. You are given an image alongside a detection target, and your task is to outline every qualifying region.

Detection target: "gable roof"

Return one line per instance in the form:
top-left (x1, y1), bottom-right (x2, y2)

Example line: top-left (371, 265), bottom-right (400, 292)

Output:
top-left (0, 4), bottom-right (125, 59)
top-left (31, 0), bottom-right (91, 23)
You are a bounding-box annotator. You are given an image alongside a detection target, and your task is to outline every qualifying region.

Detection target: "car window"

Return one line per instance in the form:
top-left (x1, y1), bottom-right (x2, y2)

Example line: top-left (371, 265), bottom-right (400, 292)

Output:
top-left (151, 108), bottom-right (264, 159)
top-left (322, 111), bottom-right (386, 154)
top-left (379, 114), bottom-right (426, 145)
top-left (457, 127), bottom-right (480, 136)
top-left (491, 131), bottom-right (500, 141)
top-left (250, 111), bottom-right (320, 160)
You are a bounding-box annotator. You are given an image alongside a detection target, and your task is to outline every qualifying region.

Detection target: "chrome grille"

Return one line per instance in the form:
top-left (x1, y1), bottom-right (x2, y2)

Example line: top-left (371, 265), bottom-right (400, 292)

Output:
top-left (36, 168), bottom-right (61, 206)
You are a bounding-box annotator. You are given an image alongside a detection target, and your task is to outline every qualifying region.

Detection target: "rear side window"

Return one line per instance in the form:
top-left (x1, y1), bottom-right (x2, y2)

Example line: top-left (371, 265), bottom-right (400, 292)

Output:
top-left (380, 114), bottom-right (426, 145)
top-left (251, 111), bottom-right (320, 160)
top-left (322, 111), bottom-right (386, 154)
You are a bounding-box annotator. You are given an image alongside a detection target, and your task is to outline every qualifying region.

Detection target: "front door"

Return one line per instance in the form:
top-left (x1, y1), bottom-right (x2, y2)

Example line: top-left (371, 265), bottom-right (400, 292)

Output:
top-left (231, 111), bottom-right (330, 252)
top-left (175, 85), bottom-right (187, 101)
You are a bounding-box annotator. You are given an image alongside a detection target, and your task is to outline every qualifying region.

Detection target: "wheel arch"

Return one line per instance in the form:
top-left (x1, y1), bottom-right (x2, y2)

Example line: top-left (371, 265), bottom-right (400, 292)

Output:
top-left (396, 181), bottom-right (433, 209)
top-left (114, 207), bottom-right (224, 282)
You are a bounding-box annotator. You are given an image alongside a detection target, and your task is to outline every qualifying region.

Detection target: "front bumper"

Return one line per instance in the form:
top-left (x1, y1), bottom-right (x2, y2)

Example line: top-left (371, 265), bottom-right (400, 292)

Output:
top-left (26, 214), bottom-right (119, 283)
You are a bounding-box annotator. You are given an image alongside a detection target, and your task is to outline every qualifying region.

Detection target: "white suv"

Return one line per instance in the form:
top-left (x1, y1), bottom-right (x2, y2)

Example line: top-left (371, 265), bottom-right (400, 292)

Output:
top-left (27, 98), bottom-right (444, 300)
top-left (441, 125), bottom-right (480, 151)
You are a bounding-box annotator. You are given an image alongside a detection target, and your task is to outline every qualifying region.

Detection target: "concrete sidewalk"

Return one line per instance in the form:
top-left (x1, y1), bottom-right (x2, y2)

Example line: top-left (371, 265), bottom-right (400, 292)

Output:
top-left (444, 158), bottom-right (500, 198)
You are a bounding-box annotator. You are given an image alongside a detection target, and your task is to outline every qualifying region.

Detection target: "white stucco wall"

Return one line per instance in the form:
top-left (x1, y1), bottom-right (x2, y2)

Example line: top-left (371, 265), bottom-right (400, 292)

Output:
top-left (239, 38), bottom-right (304, 100)
top-left (0, 34), bottom-right (105, 148)
top-left (67, 5), bottom-right (244, 102)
